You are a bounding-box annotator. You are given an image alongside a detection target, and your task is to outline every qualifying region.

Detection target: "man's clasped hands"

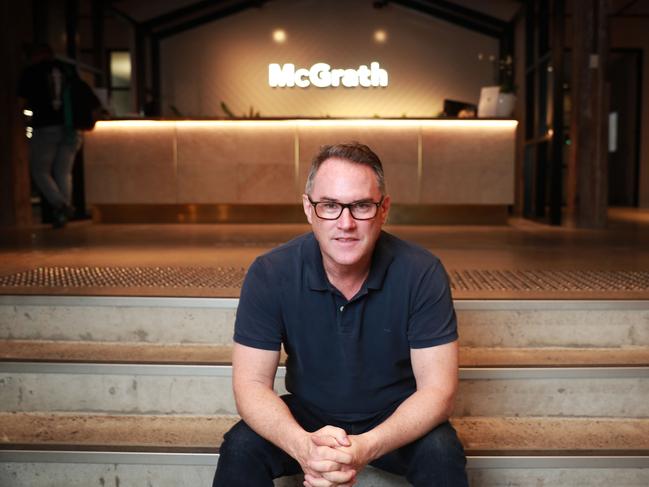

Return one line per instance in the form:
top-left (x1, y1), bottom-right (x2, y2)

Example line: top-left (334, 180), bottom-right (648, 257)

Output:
top-left (296, 425), bottom-right (376, 487)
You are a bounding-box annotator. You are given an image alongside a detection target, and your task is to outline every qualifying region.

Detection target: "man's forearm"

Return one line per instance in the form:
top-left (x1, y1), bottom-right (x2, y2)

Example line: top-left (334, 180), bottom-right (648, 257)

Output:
top-left (234, 382), bottom-right (307, 459)
top-left (231, 341), bottom-right (355, 485)
top-left (235, 382), bottom-right (356, 485)
top-left (361, 388), bottom-right (454, 460)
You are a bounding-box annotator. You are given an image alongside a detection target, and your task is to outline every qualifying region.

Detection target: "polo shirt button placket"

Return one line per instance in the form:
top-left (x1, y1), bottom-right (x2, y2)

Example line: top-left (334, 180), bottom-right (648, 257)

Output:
top-left (336, 301), bottom-right (352, 334)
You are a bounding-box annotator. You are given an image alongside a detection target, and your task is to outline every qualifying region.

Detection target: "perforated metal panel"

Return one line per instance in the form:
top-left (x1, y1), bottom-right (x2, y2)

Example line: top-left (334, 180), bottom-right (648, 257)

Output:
top-left (449, 270), bottom-right (649, 292)
top-left (0, 267), bottom-right (245, 289)
top-left (1, 267), bottom-right (648, 292)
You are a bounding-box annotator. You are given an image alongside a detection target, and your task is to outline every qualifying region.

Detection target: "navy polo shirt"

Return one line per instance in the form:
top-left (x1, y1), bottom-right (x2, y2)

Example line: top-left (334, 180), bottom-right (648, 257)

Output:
top-left (234, 231), bottom-right (457, 422)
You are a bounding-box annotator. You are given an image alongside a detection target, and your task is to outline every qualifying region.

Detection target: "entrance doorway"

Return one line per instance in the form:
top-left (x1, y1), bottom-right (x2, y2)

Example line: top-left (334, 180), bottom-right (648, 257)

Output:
top-left (608, 49), bottom-right (642, 207)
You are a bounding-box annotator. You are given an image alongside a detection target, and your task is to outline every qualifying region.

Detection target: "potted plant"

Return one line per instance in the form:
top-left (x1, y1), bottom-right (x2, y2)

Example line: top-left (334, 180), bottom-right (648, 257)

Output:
top-left (496, 55), bottom-right (516, 117)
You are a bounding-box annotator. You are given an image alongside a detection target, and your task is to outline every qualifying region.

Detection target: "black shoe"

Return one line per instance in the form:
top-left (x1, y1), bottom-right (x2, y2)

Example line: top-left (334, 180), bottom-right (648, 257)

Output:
top-left (64, 204), bottom-right (76, 219)
top-left (52, 206), bottom-right (68, 229)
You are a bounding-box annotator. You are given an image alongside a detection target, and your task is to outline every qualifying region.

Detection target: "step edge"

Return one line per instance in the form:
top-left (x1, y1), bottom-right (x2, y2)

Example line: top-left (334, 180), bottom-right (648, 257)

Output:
top-left (2, 362), bottom-right (648, 379)
top-left (2, 343), bottom-right (648, 368)
top-left (2, 295), bottom-right (649, 310)
top-left (2, 450), bottom-right (649, 468)
top-left (0, 295), bottom-right (239, 309)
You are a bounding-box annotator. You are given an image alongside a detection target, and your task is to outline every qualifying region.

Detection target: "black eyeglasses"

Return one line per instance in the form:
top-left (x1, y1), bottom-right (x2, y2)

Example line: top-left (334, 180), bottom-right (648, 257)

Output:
top-left (308, 197), bottom-right (384, 220)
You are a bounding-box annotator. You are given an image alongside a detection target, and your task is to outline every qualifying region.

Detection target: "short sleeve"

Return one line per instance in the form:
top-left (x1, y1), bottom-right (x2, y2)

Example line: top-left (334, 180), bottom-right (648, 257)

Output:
top-left (233, 257), bottom-right (283, 351)
top-left (407, 260), bottom-right (458, 349)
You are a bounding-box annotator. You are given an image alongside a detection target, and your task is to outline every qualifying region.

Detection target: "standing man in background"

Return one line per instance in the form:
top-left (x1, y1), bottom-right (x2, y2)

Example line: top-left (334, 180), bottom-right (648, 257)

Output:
top-left (18, 44), bottom-right (98, 228)
top-left (214, 142), bottom-right (468, 487)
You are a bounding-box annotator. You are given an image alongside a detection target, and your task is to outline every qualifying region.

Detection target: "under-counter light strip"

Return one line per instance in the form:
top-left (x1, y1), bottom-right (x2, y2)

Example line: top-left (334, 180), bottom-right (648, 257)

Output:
top-left (295, 119), bottom-right (517, 128)
top-left (95, 119), bottom-right (518, 129)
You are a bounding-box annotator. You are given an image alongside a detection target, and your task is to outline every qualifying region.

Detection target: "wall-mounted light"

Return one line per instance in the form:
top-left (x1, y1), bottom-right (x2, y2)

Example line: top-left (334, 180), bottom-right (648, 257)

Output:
top-left (23, 109), bottom-right (33, 117)
top-left (110, 52), bottom-right (132, 84)
top-left (272, 29), bottom-right (287, 44)
top-left (374, 29), bottom-right (387, 44)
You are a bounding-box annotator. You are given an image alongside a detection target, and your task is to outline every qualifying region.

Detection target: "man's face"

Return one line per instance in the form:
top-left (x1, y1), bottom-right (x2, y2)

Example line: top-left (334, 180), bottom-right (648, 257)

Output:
top-left (303, 157), bottom-right (390, 271)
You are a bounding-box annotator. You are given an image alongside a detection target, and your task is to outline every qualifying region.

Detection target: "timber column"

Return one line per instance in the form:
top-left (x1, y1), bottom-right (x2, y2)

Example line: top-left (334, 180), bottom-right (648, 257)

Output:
top-left (0, 1), bottom-right (32, 227)
top-left (567, 0), bottom-right (610, 228)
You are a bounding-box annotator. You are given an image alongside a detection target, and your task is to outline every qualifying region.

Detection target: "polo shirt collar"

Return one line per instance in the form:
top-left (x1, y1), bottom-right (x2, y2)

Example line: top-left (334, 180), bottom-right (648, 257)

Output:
top-left (366, 231), bottom-right (394, 290)
top-left (304, 231), bottom-right (394, 292)
top-left (305, 233), bottom-right (329, 291)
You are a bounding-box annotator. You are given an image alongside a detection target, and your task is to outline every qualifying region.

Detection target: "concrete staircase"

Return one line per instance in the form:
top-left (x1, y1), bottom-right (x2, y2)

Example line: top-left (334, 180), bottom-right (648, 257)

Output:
top-left (1, 295), bottom-right (649, 486)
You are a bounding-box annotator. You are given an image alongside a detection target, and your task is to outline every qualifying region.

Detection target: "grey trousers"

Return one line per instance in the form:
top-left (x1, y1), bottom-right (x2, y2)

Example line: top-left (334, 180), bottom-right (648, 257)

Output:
top-left (29, 125), bottom-right (83, 209)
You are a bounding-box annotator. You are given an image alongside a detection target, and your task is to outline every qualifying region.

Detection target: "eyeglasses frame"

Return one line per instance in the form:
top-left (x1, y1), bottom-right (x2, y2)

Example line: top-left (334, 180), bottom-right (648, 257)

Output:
top-left (307, 196), bottom-right (385, 221)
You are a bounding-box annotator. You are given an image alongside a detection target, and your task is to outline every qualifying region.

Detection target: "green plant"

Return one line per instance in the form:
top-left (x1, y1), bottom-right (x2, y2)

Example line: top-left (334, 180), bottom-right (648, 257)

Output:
top-left (220, 101), bottom-right (261, 119)
top-left (498, 55), bottom-right (516, 94)
top-left (220, 101), bottom-right (235, 118)
top-left (169, 105), bottom-right (183, 117)
top-left (499, 82), bottom-right (517, 94)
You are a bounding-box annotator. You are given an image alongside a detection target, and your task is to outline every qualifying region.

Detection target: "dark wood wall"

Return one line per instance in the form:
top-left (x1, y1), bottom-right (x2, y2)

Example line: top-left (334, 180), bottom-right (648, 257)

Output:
top-left (0, 1), bottom-right (33, 227)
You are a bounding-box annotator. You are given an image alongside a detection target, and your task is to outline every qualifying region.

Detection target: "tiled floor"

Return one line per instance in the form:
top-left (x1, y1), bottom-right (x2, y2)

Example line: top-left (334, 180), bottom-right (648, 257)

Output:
top-left (1, 207), bottom-right (649, 299)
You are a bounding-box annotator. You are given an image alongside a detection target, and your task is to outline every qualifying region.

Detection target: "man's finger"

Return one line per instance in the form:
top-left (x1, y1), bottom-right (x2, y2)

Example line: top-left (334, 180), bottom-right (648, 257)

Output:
top-left (316, 446), bottom-right (352, 464)
top-left (303, 473), bottom-right (336, 487)
top-left (321, 468), bottom-right (356, 484)
top-left (308, 459), bottom-right (341, 473)
top-left (311, 434), bottom-right (341, 448)
top-left (317, 426), bottom-right (351, 446)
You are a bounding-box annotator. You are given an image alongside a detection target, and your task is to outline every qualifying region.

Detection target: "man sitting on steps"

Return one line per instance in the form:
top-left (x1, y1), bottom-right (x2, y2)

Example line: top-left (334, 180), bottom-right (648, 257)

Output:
top-left (213, 142), bottom-right (468, 487)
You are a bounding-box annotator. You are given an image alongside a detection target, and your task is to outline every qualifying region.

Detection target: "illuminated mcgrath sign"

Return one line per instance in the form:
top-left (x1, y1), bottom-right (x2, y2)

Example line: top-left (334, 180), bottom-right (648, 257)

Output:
top-left (269, 62), bottom-right (388, 88)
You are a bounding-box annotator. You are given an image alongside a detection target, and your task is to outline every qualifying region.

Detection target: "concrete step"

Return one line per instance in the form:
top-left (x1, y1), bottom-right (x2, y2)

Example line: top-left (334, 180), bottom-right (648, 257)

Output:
top-left (1, 362), bottom-right (648, 418)
top-left (3, 339), bottom-right (649, 367)
top-left (2, 412), bottom-right (649, 455)
top-left (3, 296), bottom-right (648, 350)
top-left (1, 414), bottom-right (648, 487)
top-left (2, 296), bottom-right (648, 485)
top-left (2, 452), bottom-right (649, 487)
top-left (0, 296), bottom-right (238, 345)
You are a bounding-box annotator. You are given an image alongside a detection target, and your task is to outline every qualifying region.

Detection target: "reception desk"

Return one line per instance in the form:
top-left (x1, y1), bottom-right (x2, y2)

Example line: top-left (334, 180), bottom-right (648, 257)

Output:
top-left (84, 119), bottom-right (517, 224)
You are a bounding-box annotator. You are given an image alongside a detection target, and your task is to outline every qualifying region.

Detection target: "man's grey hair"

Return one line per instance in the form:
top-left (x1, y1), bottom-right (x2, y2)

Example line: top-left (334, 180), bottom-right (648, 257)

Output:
top-left (305, 142), bottom-right (387, 196)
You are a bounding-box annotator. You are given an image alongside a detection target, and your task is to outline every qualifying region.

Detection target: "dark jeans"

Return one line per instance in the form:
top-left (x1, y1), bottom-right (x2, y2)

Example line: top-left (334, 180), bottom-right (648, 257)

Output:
top-left (213, 395), bottom-right (468, 487)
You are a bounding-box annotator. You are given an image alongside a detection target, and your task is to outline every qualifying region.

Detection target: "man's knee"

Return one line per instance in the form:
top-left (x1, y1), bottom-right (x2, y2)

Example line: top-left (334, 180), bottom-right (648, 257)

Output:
top-left (215, 420), bottom-right (298, 486)
top-left (219, 420), bottom-right (269, 460)
top-left (214, 421), bottom-right (274, 486)
top-left (404, 422), bottom-right (468, 486)
top-left (414, 421), bottom-right (465, 460)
